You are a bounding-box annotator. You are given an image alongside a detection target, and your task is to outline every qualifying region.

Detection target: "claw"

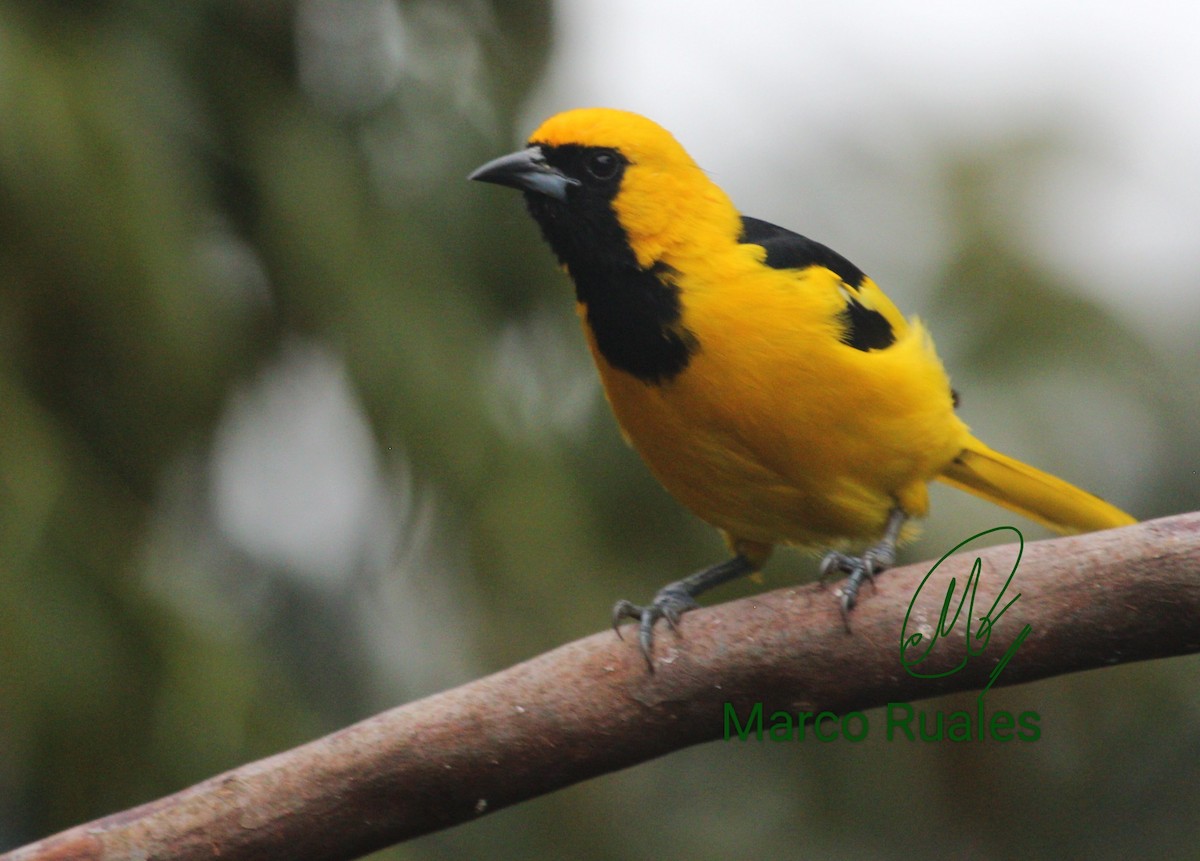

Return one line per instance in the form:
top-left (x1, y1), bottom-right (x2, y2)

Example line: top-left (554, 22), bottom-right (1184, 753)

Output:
top-left (823, 553), bottom-right (878, 630)
top-left (638, 613), bottom-right (655, 669)
top-left (611, 599), bottom-right (639, 640)
top-left (820, 507), bottom-right (907, 627)
top-left (822, 550), bottom-right (890, 626)
top-left (840, 558), bottom-right (874, 611)
top-left (610, 554), bottom-right (757, 672)
top-left (611, 589), bottom-right (699, 671)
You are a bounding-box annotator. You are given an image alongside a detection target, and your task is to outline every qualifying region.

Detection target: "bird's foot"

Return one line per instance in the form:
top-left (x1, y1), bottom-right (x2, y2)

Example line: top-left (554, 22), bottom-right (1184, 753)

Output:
top-left (819, 544), bottom-right (896, 625)
top-left (820, 507), bottom-right (906, 626)
top-left (611, 554), bottom-right (755, 671)
top-left (612, 585), bottom-right (699, 672)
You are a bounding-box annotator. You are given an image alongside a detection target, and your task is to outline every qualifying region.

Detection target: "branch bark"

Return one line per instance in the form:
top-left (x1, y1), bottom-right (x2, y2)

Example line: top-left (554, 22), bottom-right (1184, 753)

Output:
top-left (6, 513), bottom-right (1199, 861)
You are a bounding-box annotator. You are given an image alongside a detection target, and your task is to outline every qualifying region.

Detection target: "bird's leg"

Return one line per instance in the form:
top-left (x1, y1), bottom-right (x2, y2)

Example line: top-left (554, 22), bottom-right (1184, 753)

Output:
top-left (818, 507), bottom-right (907, 622)
top-left (612, 554), bottom-right (757, 671)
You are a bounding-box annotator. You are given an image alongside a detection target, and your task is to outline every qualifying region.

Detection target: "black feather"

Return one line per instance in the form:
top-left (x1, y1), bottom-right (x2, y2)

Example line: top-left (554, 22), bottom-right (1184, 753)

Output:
top-left (739, 215), bottom-right (895, 352)
top-left (739, 216), bottom-right (866, 288)
top-left (838, 299), bottom-right (895, 351)
top-left (523, 144), bottom-right (698, 384)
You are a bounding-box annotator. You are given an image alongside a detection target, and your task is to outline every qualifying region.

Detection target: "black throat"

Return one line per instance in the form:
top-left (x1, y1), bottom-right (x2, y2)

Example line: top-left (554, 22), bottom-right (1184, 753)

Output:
top-left (524, 190), bottom-right (696, 385)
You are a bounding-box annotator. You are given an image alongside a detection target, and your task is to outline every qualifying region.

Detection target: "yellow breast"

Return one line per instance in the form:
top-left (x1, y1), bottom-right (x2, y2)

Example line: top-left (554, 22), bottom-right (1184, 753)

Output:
top-left (583, 260), bottom-right (971, 548)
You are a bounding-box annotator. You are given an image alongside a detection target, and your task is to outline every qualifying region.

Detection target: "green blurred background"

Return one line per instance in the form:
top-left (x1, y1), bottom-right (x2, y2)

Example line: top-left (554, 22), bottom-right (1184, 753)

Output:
top-left (1, 1), bottom-right (1197, 858)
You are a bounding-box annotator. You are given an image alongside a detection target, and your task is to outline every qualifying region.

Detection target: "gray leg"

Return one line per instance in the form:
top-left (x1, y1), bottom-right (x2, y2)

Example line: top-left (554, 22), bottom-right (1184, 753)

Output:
top-left (613, 554), bottom-right (757, 671)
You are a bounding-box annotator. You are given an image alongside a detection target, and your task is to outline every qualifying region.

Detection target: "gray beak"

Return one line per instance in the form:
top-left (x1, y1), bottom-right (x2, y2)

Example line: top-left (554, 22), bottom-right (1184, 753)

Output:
top-left (468, 146), bottom-right (580, 202)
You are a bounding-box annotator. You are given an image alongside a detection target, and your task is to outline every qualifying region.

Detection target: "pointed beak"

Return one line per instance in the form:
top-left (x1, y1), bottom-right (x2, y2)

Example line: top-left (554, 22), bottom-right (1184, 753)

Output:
top-left (468, 146), bottom-right (579, 202)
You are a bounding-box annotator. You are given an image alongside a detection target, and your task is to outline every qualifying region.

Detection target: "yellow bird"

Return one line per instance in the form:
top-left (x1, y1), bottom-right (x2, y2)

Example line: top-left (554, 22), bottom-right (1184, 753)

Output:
top-left (470, 108), bottom-right (1135, 667)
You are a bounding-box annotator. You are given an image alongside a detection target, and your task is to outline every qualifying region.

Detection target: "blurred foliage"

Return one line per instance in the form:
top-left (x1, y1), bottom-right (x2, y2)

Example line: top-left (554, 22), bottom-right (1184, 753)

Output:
top-left (0, 1), bottom-right (1197, 859)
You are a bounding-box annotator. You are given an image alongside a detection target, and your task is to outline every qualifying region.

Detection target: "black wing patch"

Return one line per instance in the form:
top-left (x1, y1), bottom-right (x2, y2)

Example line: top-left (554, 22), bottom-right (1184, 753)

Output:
top-left (838, 298), bottom-right (895, 351)
top-left (739, 215), bottom-right (866, 288)
top-left (739, 215), bottom-right (895, 352)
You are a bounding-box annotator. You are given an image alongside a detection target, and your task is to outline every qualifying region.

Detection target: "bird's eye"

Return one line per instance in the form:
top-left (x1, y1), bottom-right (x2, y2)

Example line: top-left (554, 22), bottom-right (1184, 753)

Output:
top-left (585, 151), bottom-right (621, 181)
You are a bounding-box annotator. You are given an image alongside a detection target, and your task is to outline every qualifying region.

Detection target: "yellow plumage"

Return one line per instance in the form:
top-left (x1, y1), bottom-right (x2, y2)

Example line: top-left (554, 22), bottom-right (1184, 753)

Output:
top-left (471, 107), bottom-right (1135, 664)
top-left (587, 280), bottom-right (955, 549)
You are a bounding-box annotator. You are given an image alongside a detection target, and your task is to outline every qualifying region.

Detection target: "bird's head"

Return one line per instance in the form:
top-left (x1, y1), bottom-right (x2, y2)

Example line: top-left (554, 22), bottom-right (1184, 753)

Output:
top-left (469, 108), bottom-right (738, 270)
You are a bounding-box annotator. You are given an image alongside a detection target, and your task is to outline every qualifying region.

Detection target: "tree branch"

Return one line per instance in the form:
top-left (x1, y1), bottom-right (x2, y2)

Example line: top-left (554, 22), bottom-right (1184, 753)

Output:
top-left (6, 513), bottom-right (1199, 861)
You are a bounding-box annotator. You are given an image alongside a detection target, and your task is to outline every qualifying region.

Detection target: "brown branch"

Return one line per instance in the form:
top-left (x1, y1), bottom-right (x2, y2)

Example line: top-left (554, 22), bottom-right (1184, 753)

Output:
top-left (5, 513), bottom-right (1199, 861)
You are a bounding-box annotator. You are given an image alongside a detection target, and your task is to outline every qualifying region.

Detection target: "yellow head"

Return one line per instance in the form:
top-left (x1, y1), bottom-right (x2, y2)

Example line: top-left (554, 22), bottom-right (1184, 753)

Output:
top-left (526, 108), bottom-right (696, 169)
top-left (470, 108), bottom-right (739, 269)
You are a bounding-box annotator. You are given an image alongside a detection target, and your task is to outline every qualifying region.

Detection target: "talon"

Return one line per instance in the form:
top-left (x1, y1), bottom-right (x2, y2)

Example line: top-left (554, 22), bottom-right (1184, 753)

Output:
top-left (827, 552), bottom-right (881, 626)
top-left (610, 554), bottom-right (758, 672)
top-left (611, 599), bottom-right (639, 639)
top-left (862, 545), bottom-right (894, 573)
top-left (610, 588), bottom-right (700, 671)
top-left (822, 508), bottom-right (906, 624)
top-left (839, 590), bottom-right (854, 631)
top-left (841, 566), bottom-right (867, 610)
top-left (638, 612), bottom-right (656, 671)
top-left (817, 552), bottom-right (841, 581)
top-left (610, 598), bottom-right (662, 670)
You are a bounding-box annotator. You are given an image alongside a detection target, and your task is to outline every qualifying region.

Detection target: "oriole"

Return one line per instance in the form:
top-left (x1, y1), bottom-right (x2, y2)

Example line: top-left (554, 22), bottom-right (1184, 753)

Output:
top-left (470, 107), bottom-right (1136, 668)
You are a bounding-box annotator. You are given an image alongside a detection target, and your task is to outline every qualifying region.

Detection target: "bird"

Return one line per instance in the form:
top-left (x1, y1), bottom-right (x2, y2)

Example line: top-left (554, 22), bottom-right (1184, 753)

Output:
top-left (469, 107), bottom-right (1136, 669)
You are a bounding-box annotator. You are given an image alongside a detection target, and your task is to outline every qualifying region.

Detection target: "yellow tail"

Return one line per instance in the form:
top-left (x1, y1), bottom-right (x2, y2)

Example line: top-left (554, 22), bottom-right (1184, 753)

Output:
top-left (938, 438), bottom-right (1137, 534)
